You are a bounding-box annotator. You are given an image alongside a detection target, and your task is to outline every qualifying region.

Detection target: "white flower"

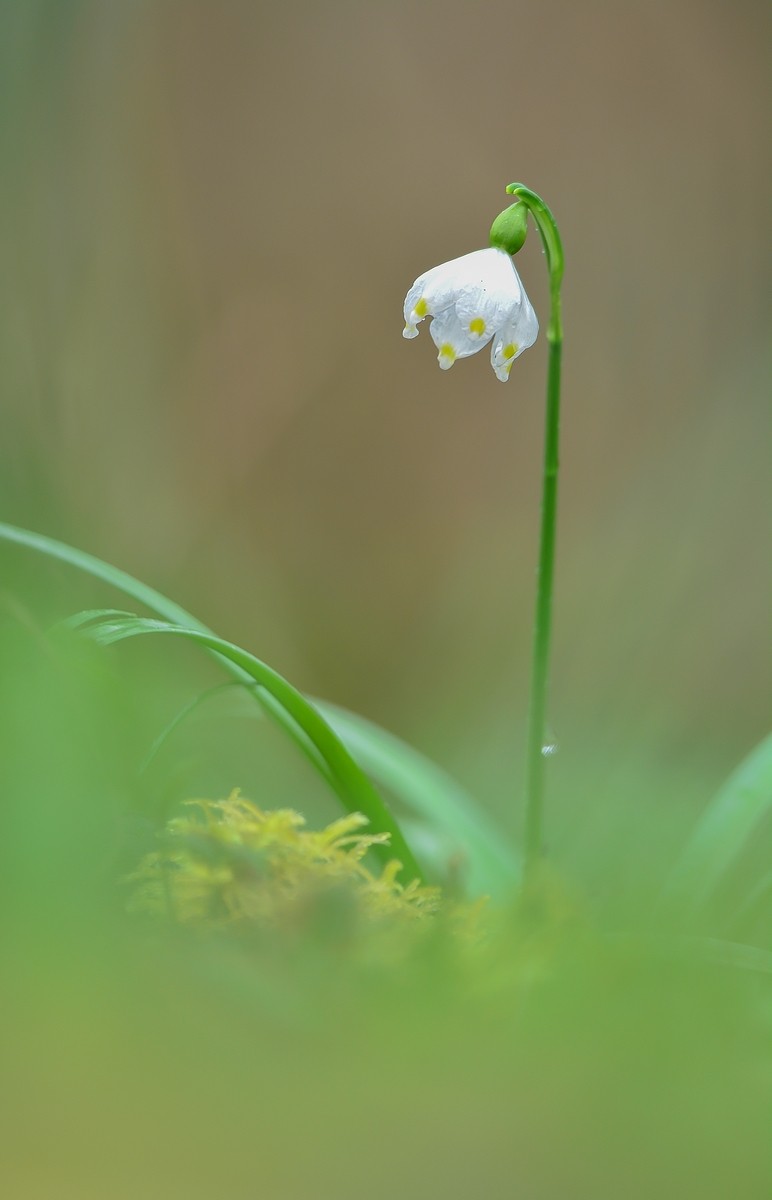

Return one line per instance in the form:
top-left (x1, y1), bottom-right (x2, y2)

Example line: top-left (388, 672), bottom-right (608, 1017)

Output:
top-left (402, 247), bottom-right (538, 381)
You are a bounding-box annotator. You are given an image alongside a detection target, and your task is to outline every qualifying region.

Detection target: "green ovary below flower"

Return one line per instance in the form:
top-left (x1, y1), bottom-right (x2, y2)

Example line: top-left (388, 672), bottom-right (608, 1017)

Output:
top-left (402, 247), bottom-right (538, 381)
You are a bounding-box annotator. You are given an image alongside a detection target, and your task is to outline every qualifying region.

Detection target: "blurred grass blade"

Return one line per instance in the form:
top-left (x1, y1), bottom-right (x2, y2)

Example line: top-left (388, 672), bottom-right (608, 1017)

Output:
top-left (723, 868), bottom-right (772, 944)
top-left (0, 523), bottom-right (395, 806)
top-left (70, 611), bottom-right (424, 881)
top-left (318, 702), bottom-right (520, 896)
top-left (665, 733), bottom-right (772, 915)
top-left (140, 681), bottom-right (335, 787)
top-left (2, 522), bottom-right (517, 894)
top-left (0, 522), bottom-right (203, 627)
top-left (60, 608), bottom-right (142, 631)
top-left (141, 683), bottom-right (519, 896)
top-left (689, 938), bottom-right (772, 976)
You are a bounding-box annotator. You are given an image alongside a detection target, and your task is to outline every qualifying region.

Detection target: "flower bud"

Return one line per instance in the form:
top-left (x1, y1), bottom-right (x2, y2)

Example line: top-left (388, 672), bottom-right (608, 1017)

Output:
top-left (489, 202), bottom-right (529, 256)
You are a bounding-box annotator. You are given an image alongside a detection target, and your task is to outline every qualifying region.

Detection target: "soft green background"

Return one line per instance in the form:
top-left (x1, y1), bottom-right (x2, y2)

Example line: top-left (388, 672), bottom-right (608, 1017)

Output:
top-left (0, 6), bottom-right (770, 1199)
top-left (1, 0), bottom-right (769, 879)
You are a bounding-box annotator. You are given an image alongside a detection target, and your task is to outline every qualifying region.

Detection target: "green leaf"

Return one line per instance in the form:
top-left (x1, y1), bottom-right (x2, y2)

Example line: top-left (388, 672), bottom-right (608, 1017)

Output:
top-left (71, 611), bottom-right (425, 882)
top-left (0, 523), bottom-right (202, 628)
top-left (2, 522), bottom-right (518, 895)
top-left (317, 702), bottom-right (519, 896)
top-left (664, 733), bottom-right (772, 915)
top-left (141, 682), bottom-right (519, 897)
top-left (138, 682), bottom-right (265, 775)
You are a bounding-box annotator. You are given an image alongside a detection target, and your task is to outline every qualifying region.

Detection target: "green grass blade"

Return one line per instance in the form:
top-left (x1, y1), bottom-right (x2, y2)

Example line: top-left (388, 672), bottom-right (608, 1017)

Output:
top-left (60, 608), bottom-right (143, 631)
top-left (0, 521), bottom-right (397, 821)
top-left (0, 522), bottom-right (203, 627)
top-left (139, 683), bottom-right (519, 896)
top-left (687, 937), bottom-right (772, 976)
top-left (317, 702), bottom-right (520, 896)
top-left (2, 522), bottom-right (516, 894)
top-left (723, 868), bottom-right (772, 944)
top-left (73, 612), bottom-right (424, 881)
top-left (139, 680), bottom-right (335, 786)
top-left (664, 733), bottom-right (772, 915)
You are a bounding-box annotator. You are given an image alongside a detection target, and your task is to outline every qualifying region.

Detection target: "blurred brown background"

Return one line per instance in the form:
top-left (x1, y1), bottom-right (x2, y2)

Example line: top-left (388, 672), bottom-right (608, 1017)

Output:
top-left (1, 0), bottom-right (769, 877)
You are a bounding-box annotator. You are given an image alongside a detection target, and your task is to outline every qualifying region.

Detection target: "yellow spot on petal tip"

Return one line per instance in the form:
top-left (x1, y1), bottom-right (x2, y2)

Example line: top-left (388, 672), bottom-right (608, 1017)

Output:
top-left (414, 297), bottom-right (428, 317)
top-left (439, 344), bottom-right (456, 361)
top-left (469, 317), bottom-right (486, 336)
top-left (503, 342), bottom-right (518, 359)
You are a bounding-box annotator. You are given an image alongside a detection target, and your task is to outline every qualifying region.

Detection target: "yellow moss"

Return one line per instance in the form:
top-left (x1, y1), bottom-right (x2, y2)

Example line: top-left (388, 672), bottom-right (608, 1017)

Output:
top-left (128, 791), bottom-right (444, 931)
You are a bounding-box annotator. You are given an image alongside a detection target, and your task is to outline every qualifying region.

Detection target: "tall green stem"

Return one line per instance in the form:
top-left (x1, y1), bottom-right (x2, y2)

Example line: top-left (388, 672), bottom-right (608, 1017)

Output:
top-left (506, 183), bottom-right (565, 873)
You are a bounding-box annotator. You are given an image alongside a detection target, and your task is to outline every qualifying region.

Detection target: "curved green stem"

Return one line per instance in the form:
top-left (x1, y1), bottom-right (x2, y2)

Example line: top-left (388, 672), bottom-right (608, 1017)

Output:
top-left (506, 183), bottom-right (565, 873)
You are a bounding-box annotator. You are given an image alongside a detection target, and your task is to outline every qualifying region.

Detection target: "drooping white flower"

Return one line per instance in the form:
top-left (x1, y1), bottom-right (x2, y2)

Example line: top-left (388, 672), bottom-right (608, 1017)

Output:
top-left (402, 247), bottom-right (538, 381)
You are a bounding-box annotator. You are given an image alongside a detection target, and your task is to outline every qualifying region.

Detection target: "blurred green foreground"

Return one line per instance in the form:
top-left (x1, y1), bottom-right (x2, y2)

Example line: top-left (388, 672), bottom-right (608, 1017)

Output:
top-left (0, 602), bottom-right (769, 1200)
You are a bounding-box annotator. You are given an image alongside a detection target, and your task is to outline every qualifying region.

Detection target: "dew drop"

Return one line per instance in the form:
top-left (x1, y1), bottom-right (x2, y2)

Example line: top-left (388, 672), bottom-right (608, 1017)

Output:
top-left (541, 740), bottom-right (558, 757)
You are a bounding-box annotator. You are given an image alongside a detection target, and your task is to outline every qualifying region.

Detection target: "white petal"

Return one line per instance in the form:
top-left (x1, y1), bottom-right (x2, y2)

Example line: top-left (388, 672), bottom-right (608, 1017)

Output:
top-left (428, 310), bottom-right (491, 365)
top-left (402, 260), bottom-right (462, 337)
top-left (489, 287), bottom-right (539, 381)
top-left (402, 246), bottom-right (539, 375)
top-left (449, 247), bottom-right (522, 299)
top-left (447, 249), bottom-right (522, 340)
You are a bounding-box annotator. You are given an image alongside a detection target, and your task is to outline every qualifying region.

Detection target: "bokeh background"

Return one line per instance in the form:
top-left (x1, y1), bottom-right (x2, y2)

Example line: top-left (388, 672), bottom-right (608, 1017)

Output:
top-left (1, 0), bottom-right (769, 891)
